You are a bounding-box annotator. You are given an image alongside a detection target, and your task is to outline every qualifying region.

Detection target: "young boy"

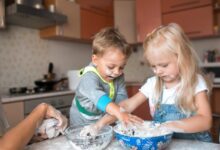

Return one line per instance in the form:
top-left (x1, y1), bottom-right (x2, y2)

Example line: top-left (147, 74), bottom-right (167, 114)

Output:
top-left (70, 27), bottom-right (141, 127)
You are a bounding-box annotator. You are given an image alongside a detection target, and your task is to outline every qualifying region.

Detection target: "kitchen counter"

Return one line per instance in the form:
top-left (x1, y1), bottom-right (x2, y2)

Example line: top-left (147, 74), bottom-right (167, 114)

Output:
top-left (1, 90), bottom-right (74, 103)
top-left (25, 135), bottom-right (220, 150)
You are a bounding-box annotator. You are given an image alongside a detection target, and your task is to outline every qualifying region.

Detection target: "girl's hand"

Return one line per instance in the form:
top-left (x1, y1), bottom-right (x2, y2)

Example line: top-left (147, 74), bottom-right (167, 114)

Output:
top-left (118, 112), bottom-right (143, 126)
top-left (161, 121), bottom-right (185, 133)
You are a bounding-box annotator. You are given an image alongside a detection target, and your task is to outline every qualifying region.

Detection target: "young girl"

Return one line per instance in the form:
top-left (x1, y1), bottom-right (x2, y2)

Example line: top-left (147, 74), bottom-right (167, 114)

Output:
top-left (69, 27), bottom-right (142, 128)
top-left (94, 23), bottom-right (213, 142)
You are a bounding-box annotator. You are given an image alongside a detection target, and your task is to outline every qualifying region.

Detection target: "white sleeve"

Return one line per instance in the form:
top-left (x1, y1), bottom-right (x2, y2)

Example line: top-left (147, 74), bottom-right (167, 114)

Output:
top-left (139, 76), bottom-right (156, 99)
top-left (195, 74), bottom-right (209, 94)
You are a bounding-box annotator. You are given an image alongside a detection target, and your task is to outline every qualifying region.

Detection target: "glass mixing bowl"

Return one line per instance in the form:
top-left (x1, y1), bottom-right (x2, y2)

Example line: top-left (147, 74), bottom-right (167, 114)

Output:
top-left (64, 125), bottom-right (113, 150)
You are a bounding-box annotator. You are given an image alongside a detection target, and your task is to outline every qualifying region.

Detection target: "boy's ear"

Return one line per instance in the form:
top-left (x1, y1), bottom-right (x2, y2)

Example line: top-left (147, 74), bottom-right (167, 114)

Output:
top-left (92, 54), bottom-right (98, 66)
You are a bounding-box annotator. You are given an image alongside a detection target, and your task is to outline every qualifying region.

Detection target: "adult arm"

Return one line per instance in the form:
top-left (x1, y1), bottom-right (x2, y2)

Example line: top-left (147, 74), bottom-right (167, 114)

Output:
top-left (0, 103), bottom-right (67, 150)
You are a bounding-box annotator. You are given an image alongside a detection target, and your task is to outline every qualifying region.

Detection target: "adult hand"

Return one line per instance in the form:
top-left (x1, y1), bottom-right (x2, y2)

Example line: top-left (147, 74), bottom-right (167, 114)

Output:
top-left (37, 118), bottom-right (62, 139)
top-left (45, 104), bottom-right (68, 132)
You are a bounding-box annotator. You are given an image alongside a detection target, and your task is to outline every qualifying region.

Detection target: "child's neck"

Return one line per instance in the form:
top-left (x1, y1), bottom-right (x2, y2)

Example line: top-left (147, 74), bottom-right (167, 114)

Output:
top-left (164, 80), bottom-right (180, 89)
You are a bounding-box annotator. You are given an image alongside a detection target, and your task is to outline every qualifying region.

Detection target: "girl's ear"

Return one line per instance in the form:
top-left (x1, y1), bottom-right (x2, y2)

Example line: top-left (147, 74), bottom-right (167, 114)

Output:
top-left (92, 54), bottom-right (98, 66)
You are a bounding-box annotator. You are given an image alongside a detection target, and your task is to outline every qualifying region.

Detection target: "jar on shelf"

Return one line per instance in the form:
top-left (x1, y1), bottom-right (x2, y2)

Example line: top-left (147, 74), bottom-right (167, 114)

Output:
top-left (207, 50), bottom-right (216, 62)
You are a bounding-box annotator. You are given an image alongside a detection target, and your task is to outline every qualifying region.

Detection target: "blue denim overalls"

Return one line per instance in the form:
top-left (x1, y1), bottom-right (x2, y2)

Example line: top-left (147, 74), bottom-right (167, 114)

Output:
top-left (153, 90), bottom-right (212, 142)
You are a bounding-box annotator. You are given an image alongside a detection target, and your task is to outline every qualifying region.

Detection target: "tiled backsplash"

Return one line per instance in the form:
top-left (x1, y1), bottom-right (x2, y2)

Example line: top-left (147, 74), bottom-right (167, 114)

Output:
top-left (0, 26), bottom-right (50, 93)
top-left (0, 26), bottom-right (91, 94)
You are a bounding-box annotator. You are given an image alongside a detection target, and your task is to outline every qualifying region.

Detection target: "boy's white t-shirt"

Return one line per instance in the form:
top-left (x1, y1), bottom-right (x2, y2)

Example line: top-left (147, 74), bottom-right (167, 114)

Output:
top-left (139, 74), bottom-right (208, 116)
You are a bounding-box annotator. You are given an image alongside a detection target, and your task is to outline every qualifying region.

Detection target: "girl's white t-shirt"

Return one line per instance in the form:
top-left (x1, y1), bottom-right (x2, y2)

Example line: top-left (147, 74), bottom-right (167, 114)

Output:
top-left (139, 74), bottom-right (208, 116)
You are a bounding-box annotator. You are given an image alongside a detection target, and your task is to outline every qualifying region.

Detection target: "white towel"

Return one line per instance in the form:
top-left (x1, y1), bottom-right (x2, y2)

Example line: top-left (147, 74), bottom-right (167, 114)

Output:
top-left (37, 118), bottom-right (63, 139)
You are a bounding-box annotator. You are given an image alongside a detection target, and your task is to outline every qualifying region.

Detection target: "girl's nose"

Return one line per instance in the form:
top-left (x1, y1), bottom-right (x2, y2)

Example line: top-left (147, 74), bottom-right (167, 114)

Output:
top-left (153, 67), bottom-right (162, 75)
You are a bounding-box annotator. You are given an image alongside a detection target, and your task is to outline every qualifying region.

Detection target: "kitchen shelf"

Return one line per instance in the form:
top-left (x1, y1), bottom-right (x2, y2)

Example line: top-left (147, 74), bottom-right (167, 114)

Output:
top-left (199, 62), bottom-right (220, 67)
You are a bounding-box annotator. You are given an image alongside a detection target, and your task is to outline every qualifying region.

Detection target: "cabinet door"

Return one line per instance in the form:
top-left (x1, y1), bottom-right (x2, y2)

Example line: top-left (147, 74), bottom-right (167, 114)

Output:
top-left (80, 9), bottom-right (113, 40)
top-left (79, 0), bottom-right (113, 16)
top-left (136, 0), bottom-right (162, 42)
top-left (114, 0), bottom-right (137, 44)
top-left (162, 6), bottom-right (214, 38)
top-left (161, 0), bottom-right (212, 13)
top-left (126, 85), bottom-right (152, 120)
top-left (40, 0), bottom-right (80, 39)
top-left (210, 88), bottom-right (220, 143)
top-left (211, 88), bottom-right (220, 115)
top-left (3, 102), bottom-right (24, 128)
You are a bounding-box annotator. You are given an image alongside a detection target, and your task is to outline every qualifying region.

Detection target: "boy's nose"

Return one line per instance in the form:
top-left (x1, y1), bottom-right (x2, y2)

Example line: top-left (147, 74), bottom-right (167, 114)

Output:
top-left (113, 69), bottom-right (122, 75)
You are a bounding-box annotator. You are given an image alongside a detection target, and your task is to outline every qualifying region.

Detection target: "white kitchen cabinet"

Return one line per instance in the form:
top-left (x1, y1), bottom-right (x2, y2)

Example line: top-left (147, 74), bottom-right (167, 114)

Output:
top-left (3, 102), bottom-right (24, 128)
top-left (114, 0), bottom-right (137, 44)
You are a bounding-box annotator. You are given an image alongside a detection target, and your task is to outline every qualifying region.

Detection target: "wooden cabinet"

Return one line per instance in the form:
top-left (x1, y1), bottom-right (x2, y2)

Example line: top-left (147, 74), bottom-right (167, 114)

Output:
top-left (2, 102), bottom-right (24, 128)
top-left (79, 0), bottom-right (113, 16)
top-left (162, 6), bottom-right (214, 38)
top-left (136, 0), bottom-right (162, 42)
top-left (40, 0), bottom-right (80, 39)
top-left (80, 9), bottom-right (113, 40)
top-left (161, 0), bottom-right (214, 38)
top-left (114, 0), bottom-right (137, 44)
top-left (211, 88), bottom-right (220, 115)
top-left (126, 84), bottom-right (152, 120)
top-left (79, 0), bottom-right (114, 40)
top-left (40, 0), bottom-right (113, 40)
top-left (210, 88), bottom-right (220, 143)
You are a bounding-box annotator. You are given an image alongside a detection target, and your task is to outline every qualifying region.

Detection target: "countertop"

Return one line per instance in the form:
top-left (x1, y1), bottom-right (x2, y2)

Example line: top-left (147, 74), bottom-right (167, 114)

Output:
top-left (1, 90), bottom-right (74, 103)
top-left (25, 135), bottom-right (220, 150)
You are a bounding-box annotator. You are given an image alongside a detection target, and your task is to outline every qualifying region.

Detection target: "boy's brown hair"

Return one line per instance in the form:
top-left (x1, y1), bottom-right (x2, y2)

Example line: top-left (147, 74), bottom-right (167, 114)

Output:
top-left (92, 27), bottom-right (131, 58)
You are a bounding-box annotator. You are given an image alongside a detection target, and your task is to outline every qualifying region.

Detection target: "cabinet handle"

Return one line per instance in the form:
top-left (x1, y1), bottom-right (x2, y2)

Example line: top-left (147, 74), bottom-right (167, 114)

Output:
top-left (90, 6), bottom-right (108, 14)
top-left (185, 30), bottom-right (201, 36)
top-left (170, 0), bottom-right (201, 9)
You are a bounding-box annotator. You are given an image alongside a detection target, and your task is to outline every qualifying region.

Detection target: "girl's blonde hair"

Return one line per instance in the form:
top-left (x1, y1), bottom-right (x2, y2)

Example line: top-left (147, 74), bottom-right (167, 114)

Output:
top-left (92, 27), bottom-right (131, 58)
top-left (143, 23), bottom-right (211, 114)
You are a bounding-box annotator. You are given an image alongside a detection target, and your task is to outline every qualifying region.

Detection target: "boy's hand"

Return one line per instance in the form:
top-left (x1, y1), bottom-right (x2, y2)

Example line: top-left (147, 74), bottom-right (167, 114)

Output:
top-left (80, 124), bottom-right (100, 137)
